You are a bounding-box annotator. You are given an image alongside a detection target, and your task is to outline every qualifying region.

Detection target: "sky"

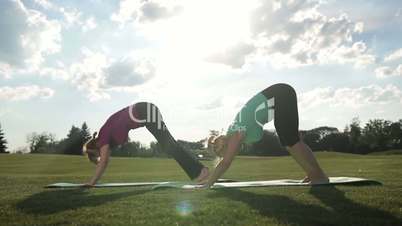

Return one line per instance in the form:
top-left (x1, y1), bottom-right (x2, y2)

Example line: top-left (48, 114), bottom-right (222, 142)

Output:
top-left (0, 0), bottom-right (401, 151)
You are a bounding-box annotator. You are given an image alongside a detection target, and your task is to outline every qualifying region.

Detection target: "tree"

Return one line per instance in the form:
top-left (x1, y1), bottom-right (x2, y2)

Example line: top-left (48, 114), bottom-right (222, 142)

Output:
top-left (62, 126), bottom-right (81, 154)
top-left (349, 117), bottom-right (362, 151)
top-left (249, 130), bottom-right (287, 156)
top-left (0, 123), bottom-right (8, 153)
top-left (130, 141), bottom-right (151, 157)
top-left (349, 118), bottom-right (362, 143)
top-left (361, 119), bottom-right (392, 152)
top-left (149, 141), bottom-right (166, 157)
top-left (310, 126), bottom-right (339, 140)
top-left (389, 121), bottom-right (402, 149)
top-left (112, 141), bottom-right (142, 157)
top-left (62, 122), bottom-right (91, 155)
top-left (27, 132), bottom-right (56, 153)
top-left (177, 139), bottom-right (204, 151)
top-left (80, 122), bottom-right (91, 144)
top-left (320, 133), bottom-right (350, 152)
top-left (301, 130), bottom-right (321, 151)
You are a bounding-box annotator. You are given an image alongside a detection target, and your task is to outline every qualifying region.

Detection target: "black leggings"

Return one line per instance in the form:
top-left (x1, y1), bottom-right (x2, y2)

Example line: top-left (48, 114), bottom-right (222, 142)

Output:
top-left (261, 83), bottom-right (300, 147)
top-left (135, 102), bottom-right (204, 179)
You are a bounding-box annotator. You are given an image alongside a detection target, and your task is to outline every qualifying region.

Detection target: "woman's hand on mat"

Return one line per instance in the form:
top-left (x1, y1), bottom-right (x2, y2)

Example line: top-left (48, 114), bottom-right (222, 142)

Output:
top-left (197, 179), bottom-right (209, 185)
top-left (195, 167), bottom-right (210, 184)
top-left (196, 179), bottom-right (213, 189)
top-left (301, 176), bottom-right (311, 183)
top-left (82, 182), bottom-right (95, 188)
top-left (195, 183), bottom-right (210, 189)
top-left (196, 175), bottom-right (210, 185)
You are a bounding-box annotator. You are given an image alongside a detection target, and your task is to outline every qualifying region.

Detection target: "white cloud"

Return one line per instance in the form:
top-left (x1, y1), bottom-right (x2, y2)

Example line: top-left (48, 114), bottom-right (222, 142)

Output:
top-left (82, 16), bottom-right (97, 32)
top-left (375, 66), bottom-right (394, 78)
top-left (374, 47), bottom-right (402, 79)
top-left (0, 85), bottom-right (54, 101)
top-left (395, 64), bottom-right (402, 76)
top-left (197, 98), bottom-right (223, 110)
top-left (69, 48), bottom-right (156, 101)
top-left (0, 0), bottom-right (61, 72)
top-left (59, 7), bottom-right (98, 32)
top-left (60, 7), bottom-right (82, 27)
top-left (207, 0), bottom-right (375, 69)
top-left (354, 22), bottom-right (364, 33)
top-left (384, 48), bottom-right (402, 62)
top-left (104, 58), bottom-right (155, 87)
top-left (111, 0), bottom-right (182, 25)
top-left (69, 49), bottom-right (111, 101)
top-left (39, 65), bottom-right (70, 80)
top-left (0, 62), bottom-right (12, 78)
top-left (375, 65), bottom-right (402, 78)
top-left (330, 42), bottom-right (376, 68)
top-left (34, 0), bottom-right (97, 32)
top-left (111, 0), bottom-right (140, 24)
top-left (138, 0), bottom-right (182, 23)
top-left (206, 43), bottom-right (255, 68)
top-left (33, 0), bottom-right (54, 10)
top-left (396, 8), bottom-right (402, 17)
top-left (299, 84), bottom-right (402, 110)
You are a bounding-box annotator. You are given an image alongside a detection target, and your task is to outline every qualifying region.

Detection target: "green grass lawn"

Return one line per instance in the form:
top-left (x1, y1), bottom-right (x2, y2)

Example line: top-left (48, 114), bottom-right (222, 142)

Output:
top-left (0, 152), bottom-right (401, 226)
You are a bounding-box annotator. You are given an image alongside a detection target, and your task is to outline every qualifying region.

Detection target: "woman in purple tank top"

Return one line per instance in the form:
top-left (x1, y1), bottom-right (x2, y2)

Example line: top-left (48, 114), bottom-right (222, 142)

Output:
top-left (82, 102), bottom-right (209, 187)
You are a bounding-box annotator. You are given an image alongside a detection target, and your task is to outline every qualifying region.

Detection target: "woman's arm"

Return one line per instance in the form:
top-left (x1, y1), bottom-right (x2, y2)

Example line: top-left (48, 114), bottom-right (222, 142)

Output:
top-left (205, 132), bottom-right (244, 188)
top-left (87, 144), bottom-right (111, 186)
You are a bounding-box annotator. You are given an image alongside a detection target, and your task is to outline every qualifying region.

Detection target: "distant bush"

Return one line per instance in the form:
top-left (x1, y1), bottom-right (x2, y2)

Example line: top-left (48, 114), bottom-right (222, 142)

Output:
top-left (368, 150), bottom-right (402, 155)
top-left (21, 117), bottom-right (402, 157)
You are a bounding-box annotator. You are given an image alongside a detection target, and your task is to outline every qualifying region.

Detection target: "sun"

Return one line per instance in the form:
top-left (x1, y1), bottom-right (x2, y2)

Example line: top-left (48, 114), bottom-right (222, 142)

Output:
top-left (139, 0), bottom-right (259, 63)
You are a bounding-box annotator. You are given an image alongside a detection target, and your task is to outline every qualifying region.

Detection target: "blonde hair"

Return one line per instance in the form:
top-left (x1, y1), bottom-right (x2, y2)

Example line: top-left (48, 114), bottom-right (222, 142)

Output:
top-left (82, 132), bottom-right (100, 164)
top-left (207, 134), bottom-right (228, 156)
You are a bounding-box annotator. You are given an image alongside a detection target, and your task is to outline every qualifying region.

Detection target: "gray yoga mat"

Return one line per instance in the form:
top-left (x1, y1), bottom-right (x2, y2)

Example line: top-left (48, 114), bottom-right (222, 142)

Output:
top-left (151, 177), bottom-right (381, 190)
top-left (45, 182), bottom-right (161, 188)
top-left (45, 177), bottom-right (380, 189)
top-left (44, 179), bottom-right (237, 188)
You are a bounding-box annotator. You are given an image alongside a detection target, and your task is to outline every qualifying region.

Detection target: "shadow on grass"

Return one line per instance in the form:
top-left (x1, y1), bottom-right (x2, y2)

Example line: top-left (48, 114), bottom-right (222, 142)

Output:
top-left (17, 188), bottom-right (148, 215)
top-left (212, 186), bottom-right (400, 226)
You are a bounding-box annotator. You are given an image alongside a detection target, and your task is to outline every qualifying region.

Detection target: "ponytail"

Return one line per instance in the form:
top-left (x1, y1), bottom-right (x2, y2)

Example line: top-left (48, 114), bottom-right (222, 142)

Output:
top-left (82, 132), bottom-right (100, 164)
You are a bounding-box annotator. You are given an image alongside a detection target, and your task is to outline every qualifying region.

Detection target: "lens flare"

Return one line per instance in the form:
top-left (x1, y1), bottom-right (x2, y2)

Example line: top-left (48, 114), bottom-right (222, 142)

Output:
top-left (176, 200), bottom-right (193, 216)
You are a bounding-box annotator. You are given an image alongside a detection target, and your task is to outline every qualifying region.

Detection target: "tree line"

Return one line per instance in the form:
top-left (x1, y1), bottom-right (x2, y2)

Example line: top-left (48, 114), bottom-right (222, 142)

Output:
top-left (23, 122), bottom-right (153, 157)
top-left (0, 117), bottom-right (401, 156)
top-left (0, 123), bottom-right (8, 154)
top-left (15, 122), bottom-right (206, 158)
top-left (243, 118), bottom-right (402, 156)
top-left (26, 123), bottom-right (92, 155)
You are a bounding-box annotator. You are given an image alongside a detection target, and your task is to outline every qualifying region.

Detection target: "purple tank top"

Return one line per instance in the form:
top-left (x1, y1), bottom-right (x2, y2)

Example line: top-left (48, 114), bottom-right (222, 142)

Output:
top-left (97, 105), bottom-right (142, 148)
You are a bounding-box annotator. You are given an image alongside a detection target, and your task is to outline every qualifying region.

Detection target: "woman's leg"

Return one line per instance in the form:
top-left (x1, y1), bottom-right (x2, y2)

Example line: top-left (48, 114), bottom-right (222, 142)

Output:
top-left (261, 84), bottom-right (328, 184)
top-left (135, 102), bottom-right (207, 180)
top-left (286, 141), bottom-right (328, 183)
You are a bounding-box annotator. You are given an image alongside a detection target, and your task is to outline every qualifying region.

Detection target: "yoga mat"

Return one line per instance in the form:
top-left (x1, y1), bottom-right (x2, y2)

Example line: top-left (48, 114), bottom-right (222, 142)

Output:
top-left (45, 178), bottom-right (237, 188)
top-left (45, 182), bottom-right (161, 188)
top-left (152, 177), bottom-right (381, 190)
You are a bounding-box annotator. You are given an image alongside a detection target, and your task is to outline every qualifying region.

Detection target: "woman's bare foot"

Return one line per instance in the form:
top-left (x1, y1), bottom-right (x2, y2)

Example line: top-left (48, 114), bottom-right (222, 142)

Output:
top-left (195, 167), bottom-right (209, 183)
top-left (308, 173), bottom-right (329, 185)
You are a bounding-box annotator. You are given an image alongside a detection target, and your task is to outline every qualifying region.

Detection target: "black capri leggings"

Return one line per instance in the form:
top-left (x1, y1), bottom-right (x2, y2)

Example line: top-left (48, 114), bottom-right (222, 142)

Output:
top-left (260, 83), bottom-right (300, 147)
top-left (135, 102), bottom-right (204, 179)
